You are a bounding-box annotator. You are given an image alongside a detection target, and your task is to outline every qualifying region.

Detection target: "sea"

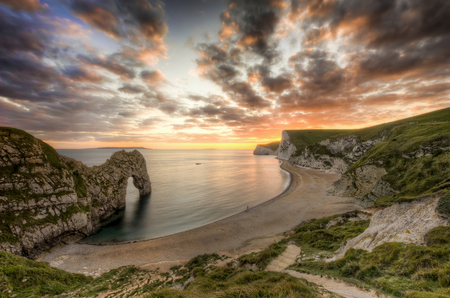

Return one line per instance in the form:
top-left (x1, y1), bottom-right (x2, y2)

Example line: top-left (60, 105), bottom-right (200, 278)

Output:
top-left (56, 149), bottom-right (290, 244)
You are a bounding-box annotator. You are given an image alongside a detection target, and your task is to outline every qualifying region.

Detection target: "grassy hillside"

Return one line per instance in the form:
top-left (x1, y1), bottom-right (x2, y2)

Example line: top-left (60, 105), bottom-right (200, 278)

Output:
top-left (283, 108), bottom-right (450, 206)
top-left (284, 130), bottom-right (351, 155)
top-left (0, 251), bottom-right (330, 298)
top-left (343, 108), bottom-right (450, 206)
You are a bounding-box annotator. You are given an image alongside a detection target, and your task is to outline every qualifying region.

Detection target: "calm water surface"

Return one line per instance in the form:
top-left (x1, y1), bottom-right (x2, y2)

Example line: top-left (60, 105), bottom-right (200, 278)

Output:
top-left (56, 149), bottom-right (290, 244)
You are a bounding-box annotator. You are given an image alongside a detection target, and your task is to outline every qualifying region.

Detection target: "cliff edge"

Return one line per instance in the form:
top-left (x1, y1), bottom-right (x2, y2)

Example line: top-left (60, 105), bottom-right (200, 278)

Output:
top-left (276, 107), bottom-right (450, 208)
top-left (0, 127), bottom-right (151, 258)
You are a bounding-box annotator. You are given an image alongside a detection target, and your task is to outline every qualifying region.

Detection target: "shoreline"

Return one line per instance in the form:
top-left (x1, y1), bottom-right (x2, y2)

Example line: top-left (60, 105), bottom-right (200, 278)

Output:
top-left (78, 160), bottom-right (294, 247)
top-left (41, 163), bottom-right (361, 276)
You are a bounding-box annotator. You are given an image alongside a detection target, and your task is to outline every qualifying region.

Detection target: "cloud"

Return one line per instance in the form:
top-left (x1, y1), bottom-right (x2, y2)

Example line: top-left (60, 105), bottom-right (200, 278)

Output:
top-left (140, 69), bottom-right (167, 87)
top-left (63, 66), bottom-right (104, 83)
top-left (79, 53), bottom-right (136, 79)
top-left (0, 9), bottom-right (52, 57)
top-left (70, 0), bottom-right (168, 55)
top-left (219, 0), bottom-right (286, 62)
top-left (118, 84), bottom-right (147, 94)
top-left (0, 0), bottom-right (43, 11)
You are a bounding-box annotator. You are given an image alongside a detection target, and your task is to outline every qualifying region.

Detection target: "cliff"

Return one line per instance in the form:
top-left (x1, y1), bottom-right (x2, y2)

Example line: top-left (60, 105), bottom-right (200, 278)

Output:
top-left (0, 127), bottom-right (151, 258)
top-left (253, 141), bottom-right (280, 155)
top-left (276, 107), bottom-right (450, 208)
top-left (331, 196), bottom-right (449, 260)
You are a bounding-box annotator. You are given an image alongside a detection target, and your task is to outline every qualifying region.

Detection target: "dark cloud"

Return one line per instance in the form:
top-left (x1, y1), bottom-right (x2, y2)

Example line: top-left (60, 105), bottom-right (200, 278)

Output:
top-left (218, 0), bottom-right (285, 62)
top-left (0, 9), bottom-right (52, 57)
top-left (79, 53), bottom-right (136, 79)
top-left (0, 0), bottom-right (43, 11)
top-left (140, 69), bottom-right (167, 86)
top-left (71, 0), bottom-right (168, 51)
top-left (289, 49), bottom-right (345, 94)
top-left (63, 66), bottom-right (104, 83)
top-left (118, 84), bottom-right (146, 93)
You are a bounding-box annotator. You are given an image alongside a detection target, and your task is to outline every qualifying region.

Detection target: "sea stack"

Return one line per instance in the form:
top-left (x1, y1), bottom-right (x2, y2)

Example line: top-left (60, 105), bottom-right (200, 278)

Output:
top-left (0, 127), bottom-right (151, 258)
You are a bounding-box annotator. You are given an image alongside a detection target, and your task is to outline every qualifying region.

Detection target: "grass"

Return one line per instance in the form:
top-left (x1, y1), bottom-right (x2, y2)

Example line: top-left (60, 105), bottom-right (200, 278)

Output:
top-left (291, 215), bottom-right (369, 252)
top-left (72, 171), bottom-right (87, 198)
top-left (238, 243), bottom-right (287, 269)
top-left (288, 216), bottom-right (450, 298)
top-left (0, 251), bottom-right (327, 298)
top-left (0, 251), bottom-right (92, 298)
top-left (278, 108), bottom-right (450, 207)
top-left (144, 267), bottom-right (325, 298)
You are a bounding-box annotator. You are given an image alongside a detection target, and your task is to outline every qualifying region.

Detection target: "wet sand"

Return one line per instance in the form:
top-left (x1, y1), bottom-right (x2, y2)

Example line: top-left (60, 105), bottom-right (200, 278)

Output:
top-left (41, 163), bottom-right (361, 276)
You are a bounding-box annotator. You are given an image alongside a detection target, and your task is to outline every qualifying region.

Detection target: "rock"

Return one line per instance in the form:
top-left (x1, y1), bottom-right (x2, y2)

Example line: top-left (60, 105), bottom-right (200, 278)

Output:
top-left (328, 165), bottom-right (397, 207)
top-left (0, 127), bottom-right (152, 259)
top-left (253, 145), bottom-right (277, 155)
top-left (277, 131), bottom-right (297, 160)
top-left (330, 196), bottom-right (448, 260)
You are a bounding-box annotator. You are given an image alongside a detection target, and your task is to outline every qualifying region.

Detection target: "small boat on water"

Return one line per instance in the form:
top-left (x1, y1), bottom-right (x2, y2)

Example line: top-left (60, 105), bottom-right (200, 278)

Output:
top-left (196, 163), bottom-right (201, 165)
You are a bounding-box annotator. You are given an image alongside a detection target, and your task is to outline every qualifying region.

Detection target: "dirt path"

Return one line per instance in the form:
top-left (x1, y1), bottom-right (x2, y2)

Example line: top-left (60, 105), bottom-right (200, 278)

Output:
top-left (41, 163), bottom-right (361, 276)
top-left (264, 243), bottom-right (385, 298)
top-left (285, 270), bottom-right (387, 298)
top-left (266, 244), bottom-right (300, 272)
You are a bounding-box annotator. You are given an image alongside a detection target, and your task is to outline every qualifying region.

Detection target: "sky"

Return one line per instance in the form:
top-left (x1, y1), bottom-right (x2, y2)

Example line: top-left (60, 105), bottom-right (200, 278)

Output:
top-left (0, 0), bottom-right (449, 149)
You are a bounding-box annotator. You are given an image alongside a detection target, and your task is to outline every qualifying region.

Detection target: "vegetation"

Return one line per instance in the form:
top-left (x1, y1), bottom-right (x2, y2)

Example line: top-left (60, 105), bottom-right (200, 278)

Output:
top-left (143, 267), bottom-right (326, 298)
top-left (292, 239), bottom-right (450, 298)
top-left (238, 243), bottom-right (287, 269)
top-left (281, 108), bottom-right (450, 207)
top-left (291, 214), bottom-right (369, 252)
top-left (0, 250), bottom-right (330, 298)
top-left (283, 213), bottom-right (450, 297)
top-left (0, 251), bottom-right (92, 298)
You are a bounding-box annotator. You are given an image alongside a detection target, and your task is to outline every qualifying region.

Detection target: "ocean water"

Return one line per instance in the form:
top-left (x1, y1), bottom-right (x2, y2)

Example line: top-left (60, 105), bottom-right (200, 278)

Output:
top-left (56, 149), bottom-right (290, 244)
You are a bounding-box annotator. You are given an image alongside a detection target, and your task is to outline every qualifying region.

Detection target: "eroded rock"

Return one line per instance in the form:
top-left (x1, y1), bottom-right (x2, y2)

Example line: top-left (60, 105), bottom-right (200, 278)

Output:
top-left (0, 127), bottom-right (151, 258)
top-left (330, 196), bottom-right (448, 260)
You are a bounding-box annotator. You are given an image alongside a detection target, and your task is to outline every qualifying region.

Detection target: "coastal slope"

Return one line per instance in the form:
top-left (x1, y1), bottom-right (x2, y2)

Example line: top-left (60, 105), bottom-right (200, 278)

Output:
top-left (274, 107), bottom-right (450, 208)
top-left (0, 127), bottom-right (151, 258)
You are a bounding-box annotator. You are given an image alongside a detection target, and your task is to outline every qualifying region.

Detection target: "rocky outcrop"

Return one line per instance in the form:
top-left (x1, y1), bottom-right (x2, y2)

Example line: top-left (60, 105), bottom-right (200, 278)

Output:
top-left (331, 196), bottom-right (448, 260)
top-left (288, 135), bottom-right (385, 174)
top-left (253, 145), bottom-right (277, 155)
top-left (328, 165), bottom-right (397, 207)
top-left (277, 131), bottom-right (297, 160)
top-left (0, 127), bottom-right (151, 258)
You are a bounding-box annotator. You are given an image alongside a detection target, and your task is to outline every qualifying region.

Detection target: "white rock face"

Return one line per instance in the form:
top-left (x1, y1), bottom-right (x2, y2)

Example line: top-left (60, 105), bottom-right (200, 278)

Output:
top-left (253, 145), bottom-right (277, 155)
top-left (283, 134), bottom-right (385, 174)
top-left (277, 131), bottom-right (297, 160)
top-left (331, 197), bottom-right (448, 260)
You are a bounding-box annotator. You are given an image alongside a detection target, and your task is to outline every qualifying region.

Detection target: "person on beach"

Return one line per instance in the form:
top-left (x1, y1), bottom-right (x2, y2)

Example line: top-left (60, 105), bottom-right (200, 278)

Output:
top-left (247, 205), bottom-right (249, 211)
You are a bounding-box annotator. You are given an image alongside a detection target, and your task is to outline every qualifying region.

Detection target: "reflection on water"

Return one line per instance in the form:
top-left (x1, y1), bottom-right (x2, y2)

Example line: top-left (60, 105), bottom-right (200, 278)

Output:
top-left (57, 149), bottom-right (290, 243)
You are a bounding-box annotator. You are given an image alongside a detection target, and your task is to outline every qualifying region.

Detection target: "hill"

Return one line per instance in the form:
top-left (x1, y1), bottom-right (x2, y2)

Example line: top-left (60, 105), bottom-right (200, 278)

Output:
top-left (277, 107), bottom-right (450, 207)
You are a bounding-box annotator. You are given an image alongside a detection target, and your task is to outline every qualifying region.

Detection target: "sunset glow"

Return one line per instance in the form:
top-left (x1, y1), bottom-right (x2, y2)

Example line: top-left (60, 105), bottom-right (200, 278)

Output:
top-left (0, 0), bottom-right (449, 149)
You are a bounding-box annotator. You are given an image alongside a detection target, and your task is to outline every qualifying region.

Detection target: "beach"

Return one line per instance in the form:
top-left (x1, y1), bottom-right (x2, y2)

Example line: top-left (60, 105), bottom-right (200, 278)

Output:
top-left (41, 163), bottom-right (362, 276)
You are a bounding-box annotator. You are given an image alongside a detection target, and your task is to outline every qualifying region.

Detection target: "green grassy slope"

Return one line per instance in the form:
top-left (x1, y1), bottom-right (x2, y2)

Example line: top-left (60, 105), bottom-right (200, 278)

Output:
top-left (292, 224), bottom-right (450, 298)
top-left (342, 108), bottom-right (450, 206)
top-left (0, 251), bottom-right (328, 298)
top-left (282, 108), bottom-right (450, 206)
top-left (0, 252), bottom-right (92, 298)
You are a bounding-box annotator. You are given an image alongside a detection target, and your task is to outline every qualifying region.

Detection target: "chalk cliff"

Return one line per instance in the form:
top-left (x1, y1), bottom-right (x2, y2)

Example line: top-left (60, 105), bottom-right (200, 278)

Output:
top-left (253, 145), bottom-right (277, 155)
top-left (253, 141), bottom-right (280, 156)
top-left (0, 127), bottom-right (151, 258)
top-left (331, 196), bottom-right (448, 260)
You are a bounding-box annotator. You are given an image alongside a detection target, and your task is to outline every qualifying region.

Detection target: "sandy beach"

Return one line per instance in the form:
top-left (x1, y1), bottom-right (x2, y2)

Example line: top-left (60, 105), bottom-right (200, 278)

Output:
top-left (41, 163), bottom-right (361, 276)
